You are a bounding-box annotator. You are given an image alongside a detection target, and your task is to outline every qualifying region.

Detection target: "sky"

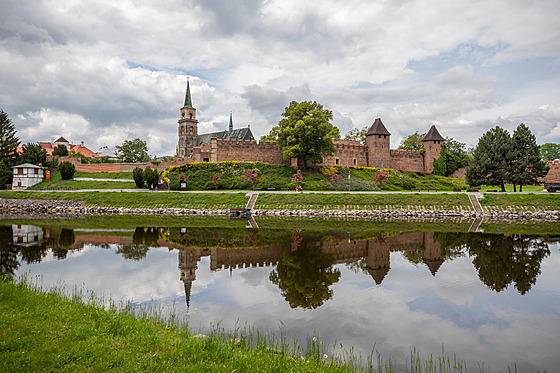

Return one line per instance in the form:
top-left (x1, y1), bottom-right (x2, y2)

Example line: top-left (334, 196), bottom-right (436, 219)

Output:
top-left (1, 0), bottom-right (559, 157)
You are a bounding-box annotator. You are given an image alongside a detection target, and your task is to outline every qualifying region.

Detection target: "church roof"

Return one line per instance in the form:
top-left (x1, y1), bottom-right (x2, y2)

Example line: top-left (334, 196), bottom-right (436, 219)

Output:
top-left (365, 118), bottom-right (391, 136)
top-left (366, 267), bottom-right (390, 285)
top-left (197, 127), bottom-right (254, 146)
top-left (422, 125), bottom-right (445, 142)
top-left (183, 78), bottom-right (193, 109)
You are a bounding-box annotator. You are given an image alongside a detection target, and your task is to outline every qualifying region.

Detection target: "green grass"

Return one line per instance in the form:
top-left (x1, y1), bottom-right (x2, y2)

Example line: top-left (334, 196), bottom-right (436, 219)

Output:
top-left (0, 278), bottom-right (355, 373)
top-left (255, 193), bottom-right (473, 211)
top-left (38, 180), bottom-right (140, 190)
top-left (0, 191), bottom-right (248, 209)
top-left (74, 171), bottom-right (134, 179)
top-left (479, 193), bottom-right (560, 210)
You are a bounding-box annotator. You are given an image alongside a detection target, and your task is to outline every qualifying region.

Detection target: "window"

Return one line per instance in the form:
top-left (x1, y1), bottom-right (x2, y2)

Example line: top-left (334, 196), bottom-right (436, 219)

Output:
top-left (190, 139), bottom-right (193, 146)
top-left (203, 158), bottom-right (209, 162)
top-left (182, 112), bottom-right (185, 118)
top-left (189, 113), bottom-right (193, 119)
top-left (17, 168), bottom-right (23, 174)
top-left (34, 169), bottom-right (38, 174)
top-left (189, 127), bottom-right (193, 135)
top-left (381, 144), bottom-right (384, 149)
top-left (335, 158), bottom-right (339, 165)
top-left (181, 127), bottom-right (185, 135)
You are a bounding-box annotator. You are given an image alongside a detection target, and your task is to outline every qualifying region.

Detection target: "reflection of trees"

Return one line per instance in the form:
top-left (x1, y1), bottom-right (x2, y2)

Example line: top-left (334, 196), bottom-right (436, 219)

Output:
top-left (58, 229), bottom-right (75, 248)
top-left (467, 234), bottom-right (550, 295)
top-left (19, 244), bottom-right (48, 264)
top-left (0, 226), bottom-right (18, 279)
top-left (269, 242), bottom-right (341, 309)
top-left (116, 227), bottom-right (154, 261)
top-left (433, 232), bottom-right (466, 260)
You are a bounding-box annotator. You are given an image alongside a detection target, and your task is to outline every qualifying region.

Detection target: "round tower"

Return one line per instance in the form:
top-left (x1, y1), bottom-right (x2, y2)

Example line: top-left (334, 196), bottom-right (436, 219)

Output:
top-left (365, 118), bottom-right (391, 168)
top-left (422, 125), bottom-right (444, 173)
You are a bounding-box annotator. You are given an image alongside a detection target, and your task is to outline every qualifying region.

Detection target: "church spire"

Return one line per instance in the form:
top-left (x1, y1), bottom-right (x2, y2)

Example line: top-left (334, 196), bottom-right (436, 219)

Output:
top-left (183, 78), bottom-right (193, 109)
top-left (229, 111), bottom-right (233, 132)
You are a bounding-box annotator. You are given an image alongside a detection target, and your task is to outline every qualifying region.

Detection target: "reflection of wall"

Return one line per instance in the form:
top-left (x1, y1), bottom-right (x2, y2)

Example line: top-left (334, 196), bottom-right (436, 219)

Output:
top-left (12, 225), bottom-right (43, 247)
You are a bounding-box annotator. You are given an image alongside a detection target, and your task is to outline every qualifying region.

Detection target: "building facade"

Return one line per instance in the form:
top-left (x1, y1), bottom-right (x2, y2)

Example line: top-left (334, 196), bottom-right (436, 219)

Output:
top-left (11, 163), bottom-right (44, 190)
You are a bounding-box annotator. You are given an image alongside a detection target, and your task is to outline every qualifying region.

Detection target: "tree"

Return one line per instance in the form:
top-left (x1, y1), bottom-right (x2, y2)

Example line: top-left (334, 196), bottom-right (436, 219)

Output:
top-left (20, 143), bottom-right (47, 166)
top-left (508, 123), bottom-right (549, 192)
top-left (0, 160), bottom-right (12, 188)
top-left (398, 132), bottom-right (426, 151)
top-left (271, 101), bottom-right (339, 169)
top-left (116, 138), bottom-right (149, 163)
top-left (539, 143), bottom-right (560, 161)
top-left (59, 161), bottom-right (75, 180)
top-left (144, 166), bottom-right (159, 189)
top-left (466, 126), bottom-right (512, 192)
top-left (432, 139), bottom-right (471, 177)
top-left (132, 166), bottom-right (145, 188)
top-left (0, 110), bottom-right (21, 167)
top-left (344, 126), bottom-right (368, 144)
top-left (52, 144), bottom-right (69, 156)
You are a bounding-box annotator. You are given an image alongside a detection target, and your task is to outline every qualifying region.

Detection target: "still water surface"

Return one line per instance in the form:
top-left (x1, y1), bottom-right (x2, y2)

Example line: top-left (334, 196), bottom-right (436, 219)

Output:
top-left (2, 218), bottom-right (560, 371)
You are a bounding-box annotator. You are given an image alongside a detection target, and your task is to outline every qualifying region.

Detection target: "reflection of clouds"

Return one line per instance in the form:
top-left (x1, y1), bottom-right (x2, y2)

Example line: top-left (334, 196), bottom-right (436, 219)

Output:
top-left (14, 240), bottom-right (560, 372)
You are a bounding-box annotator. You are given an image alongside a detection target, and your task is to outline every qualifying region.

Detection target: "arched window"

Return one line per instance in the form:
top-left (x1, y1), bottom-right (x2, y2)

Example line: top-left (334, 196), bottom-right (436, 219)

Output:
top-left (181, 127), bottom-right (185, 135)
top-left (189, 127), bottom-right (193, 135)
top-left (189, 113), bottom-right (193, 119)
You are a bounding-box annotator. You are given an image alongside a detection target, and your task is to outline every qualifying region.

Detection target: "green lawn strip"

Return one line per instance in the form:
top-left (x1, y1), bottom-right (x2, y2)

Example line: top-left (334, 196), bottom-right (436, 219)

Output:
top-left (40, 180), bottom-right (139, 190)
top-left (479, 193), bottom-right (560, 211)
top-left (0, 191), bottom-right (248, 209)
top-left (255, 193), bottom-right (472, 211)
top-left (0, 279), bottom-right (351, 373)
top-left (74, 171), bottom-right (134, 179)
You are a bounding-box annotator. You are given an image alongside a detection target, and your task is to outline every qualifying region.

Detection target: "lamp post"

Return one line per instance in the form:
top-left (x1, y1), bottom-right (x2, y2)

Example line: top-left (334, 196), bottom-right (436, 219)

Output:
top-left (348, 172), bottom-right (351, 191)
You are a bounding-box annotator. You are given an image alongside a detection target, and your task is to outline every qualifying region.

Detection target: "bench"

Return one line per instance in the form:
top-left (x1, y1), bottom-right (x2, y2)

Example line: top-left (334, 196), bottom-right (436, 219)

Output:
top-left (453, 189), bottom-right (462, 192)
top-left (428, 188), bottom-right (437, 192)
top-left (487, 189), bottom-right (497, 192)
top-left (267, 187), bottom-right (276, 191)
top-left (281, 188), bottom-right (289, 190)
top-left (253, 187), bottom-right (262, 191)
top-left (410, 188), bottom-right (420, 192)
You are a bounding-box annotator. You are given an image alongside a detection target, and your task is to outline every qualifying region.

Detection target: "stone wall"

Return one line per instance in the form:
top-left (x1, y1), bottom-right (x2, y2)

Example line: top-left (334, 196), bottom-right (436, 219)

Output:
top-left (322, 141), bottom-right (368, 167)
top-left (209, 138), bottom-right (290, 165)
top-left (539, 160), bottom-right (560, 184)
top-left (388, 149), bottom-right (425, 172)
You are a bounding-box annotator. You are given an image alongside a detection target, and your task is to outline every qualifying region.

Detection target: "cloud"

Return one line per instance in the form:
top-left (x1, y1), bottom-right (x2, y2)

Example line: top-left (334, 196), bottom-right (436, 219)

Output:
top-left (1, 0), bottom-right (559, 155)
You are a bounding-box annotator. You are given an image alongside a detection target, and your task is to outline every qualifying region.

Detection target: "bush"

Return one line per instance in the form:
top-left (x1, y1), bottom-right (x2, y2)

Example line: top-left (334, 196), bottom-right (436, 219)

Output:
top-left (59, 161), bottom-right (75, 180)
top-left (132, 167), bottom-right (145, 188)
top-left (145, 166), bottom-right (159, 189)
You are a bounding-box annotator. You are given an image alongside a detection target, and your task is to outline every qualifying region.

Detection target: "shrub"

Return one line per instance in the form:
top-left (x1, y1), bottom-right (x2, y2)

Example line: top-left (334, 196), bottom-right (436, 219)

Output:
top-left (145, 166), bottom-right (159, 188)
top-left (132, 167), bottom-right (145, 188)
top-left (59, 161), bottom-right (75, 180)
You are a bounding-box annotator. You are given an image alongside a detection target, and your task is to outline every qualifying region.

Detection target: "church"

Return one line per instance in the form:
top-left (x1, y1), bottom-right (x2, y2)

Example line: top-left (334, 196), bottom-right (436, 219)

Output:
top-left (177, 79), bottom-right (444, 174)
top-left (176, 79), bottom-right (254, 158)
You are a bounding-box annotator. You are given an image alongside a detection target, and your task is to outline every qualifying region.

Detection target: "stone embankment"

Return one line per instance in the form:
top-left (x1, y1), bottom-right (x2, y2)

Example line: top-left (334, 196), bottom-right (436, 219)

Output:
top-left (1, 198), bottom-right (559, 221)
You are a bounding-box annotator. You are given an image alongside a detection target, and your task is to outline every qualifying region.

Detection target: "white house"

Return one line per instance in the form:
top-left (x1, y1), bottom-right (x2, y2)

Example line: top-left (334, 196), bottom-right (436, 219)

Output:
top-left (11, 163), bottom-right (44, 190)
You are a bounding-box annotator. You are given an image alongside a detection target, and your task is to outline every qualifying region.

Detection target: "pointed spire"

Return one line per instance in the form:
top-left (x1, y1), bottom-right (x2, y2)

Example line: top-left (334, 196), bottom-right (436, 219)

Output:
top-left (422, 125), bottom-right (444, 142)
top-left (229, 111), bottom-right (233, 132)
top-left (183, 77), bottom-right (193, 109)
top-left (365, 118), bottom-right (391, 136)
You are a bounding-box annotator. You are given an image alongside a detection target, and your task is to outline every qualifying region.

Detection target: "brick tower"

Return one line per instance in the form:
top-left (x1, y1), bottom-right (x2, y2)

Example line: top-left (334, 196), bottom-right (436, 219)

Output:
top-left (177, 78), bottom-right (198, 158)
top-left (422, 125), bottom-right (444, 173)
top-left (365, 118), bottom-right (391, 168)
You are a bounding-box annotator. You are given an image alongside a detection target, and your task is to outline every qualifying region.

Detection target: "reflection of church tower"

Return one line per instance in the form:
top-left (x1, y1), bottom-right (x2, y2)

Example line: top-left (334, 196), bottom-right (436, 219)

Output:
top-left (178, 248), bottom-right (198, 307)
top-left (365, 240), bottom-right (390, 284)
top-left (177, 78), bottom-right (198, 158)
top-left (422, 232), bottom-right (444, 275)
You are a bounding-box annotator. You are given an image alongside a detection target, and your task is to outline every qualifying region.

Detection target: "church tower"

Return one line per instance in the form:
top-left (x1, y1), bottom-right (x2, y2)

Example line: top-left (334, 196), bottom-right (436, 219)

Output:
top-left (177, 78), bottom-right (198, 158)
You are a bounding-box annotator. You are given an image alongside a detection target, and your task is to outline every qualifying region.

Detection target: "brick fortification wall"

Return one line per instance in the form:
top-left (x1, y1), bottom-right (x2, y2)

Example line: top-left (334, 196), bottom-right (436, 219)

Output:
top-left (322, 141), bottom-right (368, 167)
top-left (539, 160), bottom-right (560, 184)
top-left (388, 149), bottom-right (425, 172)
top-left (210, 139), bottom-right (290, 165)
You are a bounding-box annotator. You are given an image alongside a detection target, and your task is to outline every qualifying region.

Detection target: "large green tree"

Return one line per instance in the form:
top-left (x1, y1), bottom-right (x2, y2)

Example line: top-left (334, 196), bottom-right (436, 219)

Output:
top-left (398, 132), bottom-right (426, 151)
top-left (508, 123), bottom-right (549, 192)
top-left (466, 126), bottom-right (512, 191)
top-left (0, 160), bottom-right (12, 188)
top-left (270, 101), bottom-right (339, 168)
top-left (20, 143), bottom-right (47, 166)
top-left (432, 139), bottom-right (471, 177)
top-left (116, 138), bottom-right (149, 163)
top-left (52, 144), bottom-right (69, 156)
top-left (344, 126), bottom-right (368, 144)
top-left (0, 110), bottom-right (20, 167)
top-left (539, 143), bottom-right (560, 161)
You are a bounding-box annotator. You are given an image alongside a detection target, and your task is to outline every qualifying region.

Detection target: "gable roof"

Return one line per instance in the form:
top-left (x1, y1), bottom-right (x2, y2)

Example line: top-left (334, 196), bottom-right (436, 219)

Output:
top-left (365, 118), bottom-right (391, 136)
top-left (54, 136), bottom-right (69, 143)
top-left (197, 127), bottom-right (254, 146)
top-left (71, 144), bottom-right (100, 158)
top-left (12, 163), bottom-right (43, 169)
top-left (422, 125), bottom-right (445, 142)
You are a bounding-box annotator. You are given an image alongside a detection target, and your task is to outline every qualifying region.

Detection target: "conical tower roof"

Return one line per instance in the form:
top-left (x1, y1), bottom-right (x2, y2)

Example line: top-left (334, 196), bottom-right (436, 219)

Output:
top-left (422, 125), bottom-right (444, 142)
top-left (183, 78), bottom-right (193, 109)
top-left (228, 112), bottom-right (233, 131)
top-left (365, 118), bottom-right (391, 136)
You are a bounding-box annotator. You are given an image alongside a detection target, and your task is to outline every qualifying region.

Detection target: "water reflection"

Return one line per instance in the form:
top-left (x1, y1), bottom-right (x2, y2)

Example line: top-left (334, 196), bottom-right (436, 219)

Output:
top-left (0, 223), bottom-right (553, 299)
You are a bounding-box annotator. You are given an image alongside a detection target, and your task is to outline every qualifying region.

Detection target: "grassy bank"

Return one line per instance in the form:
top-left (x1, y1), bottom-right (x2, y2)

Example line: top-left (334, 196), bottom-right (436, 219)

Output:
top-left (0, 278), bottom-right (481, 373)
top-left (1, 190), bottom-right (560, 211)
top-left (0, 278), bottom-right (353, 372)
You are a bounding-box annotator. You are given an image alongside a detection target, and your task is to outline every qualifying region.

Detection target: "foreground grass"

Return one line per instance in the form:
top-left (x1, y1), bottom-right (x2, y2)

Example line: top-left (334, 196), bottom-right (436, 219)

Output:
top-left (1, 190), bottom-right (560, 211)
top-left (0, 278), bottom-right (354, 372)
